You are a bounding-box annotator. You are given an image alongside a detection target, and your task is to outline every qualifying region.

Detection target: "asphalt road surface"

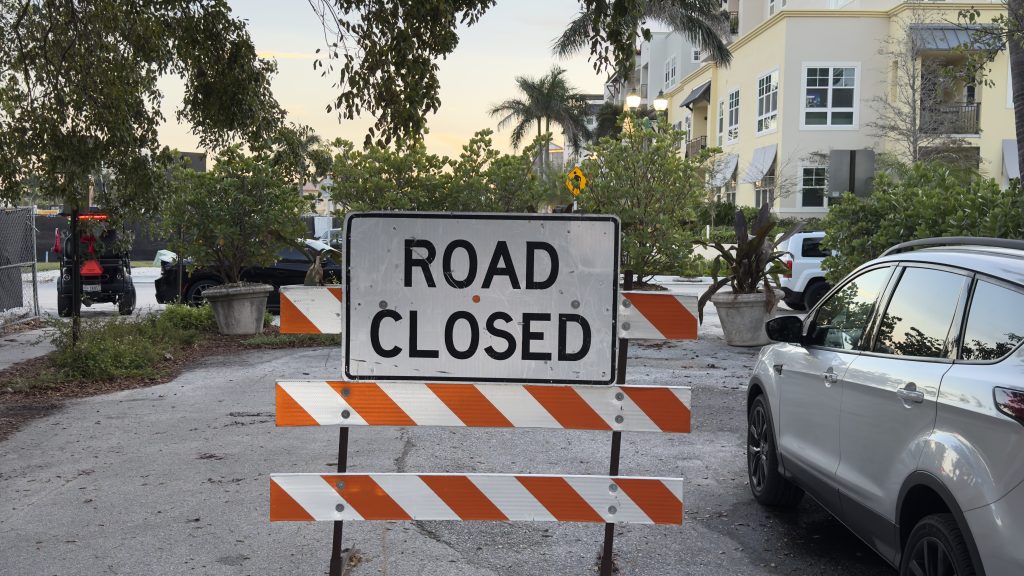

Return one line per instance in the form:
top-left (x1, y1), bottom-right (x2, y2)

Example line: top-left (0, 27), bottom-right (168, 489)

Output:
top-left (0, 304), bottom-right (893, 576)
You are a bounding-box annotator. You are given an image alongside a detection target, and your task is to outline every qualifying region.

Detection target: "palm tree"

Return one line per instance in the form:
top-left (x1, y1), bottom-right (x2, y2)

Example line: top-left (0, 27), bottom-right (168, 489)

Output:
top-left (553, 0), bottom-right (732, 79)
top-left (490, 66), bottom-right (592, 166)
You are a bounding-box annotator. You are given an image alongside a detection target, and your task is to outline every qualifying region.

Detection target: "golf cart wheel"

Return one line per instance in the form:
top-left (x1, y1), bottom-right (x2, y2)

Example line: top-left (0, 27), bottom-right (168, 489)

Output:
top-left (57, 295), bottom-right (73, 318)
top-left (118, 286), bottom-right (136, 316)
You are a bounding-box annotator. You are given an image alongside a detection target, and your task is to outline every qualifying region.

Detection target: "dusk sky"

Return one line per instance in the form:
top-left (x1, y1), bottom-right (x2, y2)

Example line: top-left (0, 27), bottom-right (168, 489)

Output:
top-left (156, 0), bottom-right (610, 159)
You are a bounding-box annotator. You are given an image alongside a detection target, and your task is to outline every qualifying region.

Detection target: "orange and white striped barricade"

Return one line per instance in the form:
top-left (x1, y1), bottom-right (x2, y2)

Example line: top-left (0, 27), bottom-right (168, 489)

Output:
top-left (272, 213), bottom-right (702, 576)
top-left (279, 286), bottom-right (700, 342)
top-left (275, 380), bottom-right (690, 433)
top-left (279, 285), bottom-right (342, 334)
top-left (271, 473), bottom-right (683, 525)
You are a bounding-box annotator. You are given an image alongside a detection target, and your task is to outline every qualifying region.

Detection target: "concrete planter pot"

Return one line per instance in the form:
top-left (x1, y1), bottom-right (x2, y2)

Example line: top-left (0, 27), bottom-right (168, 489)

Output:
top-left (710, 290), bottom-right (783, 347)
top-left (202, 283), bottom-right (273, 335)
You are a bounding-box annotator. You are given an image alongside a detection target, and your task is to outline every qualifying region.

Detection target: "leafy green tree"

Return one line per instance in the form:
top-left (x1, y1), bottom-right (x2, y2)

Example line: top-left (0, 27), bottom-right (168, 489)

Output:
top-left (553, 0), bottom-right (732, 78)
top-left (266, 124), bottom-right (334, 188)
top-left (490, 66), bottom-right (591, 165)
top-left (821, 162), bottom-right (1024, 283)
top-left (308, 0), bottom-right (716, 146)
top-left (0, 0), bottom-right (282, 341)
top-left (329, 139), bottom-right (456, 212)
top-left (576, 113), bottom-right (705, 282)
top-left (451, 130), bottom-right (548, 212)
top-left (160, 146), bottom-right (309, 285)
top-left (0, 0), bottom-right (282, 214)
top-left (328, 129), bottom-right (548, 213)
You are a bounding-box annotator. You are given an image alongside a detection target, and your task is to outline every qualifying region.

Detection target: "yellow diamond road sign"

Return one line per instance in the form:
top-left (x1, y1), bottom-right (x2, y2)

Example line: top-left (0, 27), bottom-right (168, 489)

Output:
top-left (565, 166), bottom-right (587, 197)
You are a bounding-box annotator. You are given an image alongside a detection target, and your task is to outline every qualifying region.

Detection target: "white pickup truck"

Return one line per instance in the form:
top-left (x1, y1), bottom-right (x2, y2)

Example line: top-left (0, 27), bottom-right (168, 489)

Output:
top-left (778, 231), bottom-right (832, 310)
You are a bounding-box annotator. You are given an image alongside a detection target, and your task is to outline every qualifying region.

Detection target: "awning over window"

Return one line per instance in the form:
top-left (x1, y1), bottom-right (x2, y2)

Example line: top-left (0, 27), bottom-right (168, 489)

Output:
top-left (909, 24), bottom-right (1002, 51)
top-left (740, 144), bottom-right (777, 184)
top-left (1004, 139), bottom-right (1020, 179)
top-left (679, 81), bottom-right (712, 109)
top-left (709, 153), bottom-right (738, 188)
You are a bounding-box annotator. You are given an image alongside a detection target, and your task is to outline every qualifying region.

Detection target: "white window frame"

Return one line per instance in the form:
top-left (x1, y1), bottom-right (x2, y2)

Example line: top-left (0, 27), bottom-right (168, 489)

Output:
top-left (726, 89), bottom-right (740, 143)
top-left (768, 0), bottom-right (776, 16)
top-left (662, 56), bottom-right (677, 87)
top-left (798, 165), bottom-right (829, 209)
top-left (691, 48), bottom-right (701, 63)
top-left (717, 100), bottom-right (725, 146)
top-left (800, 62), bottom-right (860, 131)
top-left (719, 180), bottom-right (736, 205)
top-left (756, 69), bottom-right (780, 136)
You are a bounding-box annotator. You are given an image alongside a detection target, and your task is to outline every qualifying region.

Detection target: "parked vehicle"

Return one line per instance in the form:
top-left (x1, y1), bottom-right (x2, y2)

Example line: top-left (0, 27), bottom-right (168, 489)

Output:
top-left (55, 217), bottom-right (136, 317)
top-left (154, 239), bottom-right (341, 312)
top-left (750, 237), bottom-right (1024, 575)
top-left (778, 231), bottom-right (831, 311)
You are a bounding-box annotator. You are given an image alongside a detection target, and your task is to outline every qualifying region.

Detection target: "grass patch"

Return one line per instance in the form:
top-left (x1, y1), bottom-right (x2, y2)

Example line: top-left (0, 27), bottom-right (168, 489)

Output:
top-left (36, 260), bottom-right (156, 272)
top-left (1, 305), bottom-right (329, 394)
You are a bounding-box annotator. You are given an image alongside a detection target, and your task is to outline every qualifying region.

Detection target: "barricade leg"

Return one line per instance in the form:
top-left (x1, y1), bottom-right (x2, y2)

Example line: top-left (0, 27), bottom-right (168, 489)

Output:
top-left (329, 427), bottom-right (349, 576)
top-left (600, 270), bottom-right (633, 576)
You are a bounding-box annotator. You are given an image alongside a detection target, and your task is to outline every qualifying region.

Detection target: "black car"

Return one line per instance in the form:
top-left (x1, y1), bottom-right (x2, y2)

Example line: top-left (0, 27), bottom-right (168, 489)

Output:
top-left (154, 240), bottom-right (341, 312)
top-left (56, 225), bottom-right (136, 317)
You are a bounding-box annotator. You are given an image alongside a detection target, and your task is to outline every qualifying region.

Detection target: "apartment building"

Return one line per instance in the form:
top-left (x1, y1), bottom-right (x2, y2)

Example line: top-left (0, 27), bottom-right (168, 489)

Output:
top-left (657, 1), bottom-right (1016, 219)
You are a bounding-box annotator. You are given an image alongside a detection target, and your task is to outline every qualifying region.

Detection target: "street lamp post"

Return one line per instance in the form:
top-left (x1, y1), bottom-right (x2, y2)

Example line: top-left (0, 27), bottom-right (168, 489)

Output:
top-left (625, 91), bottom-right (642, 110)
top-left (653, 90), bottom-right (669, 114)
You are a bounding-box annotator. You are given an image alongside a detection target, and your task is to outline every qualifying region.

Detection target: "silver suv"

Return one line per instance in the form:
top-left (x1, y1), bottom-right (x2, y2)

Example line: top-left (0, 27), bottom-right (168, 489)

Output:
top-left (748, 238), bottom-right (1024, 576)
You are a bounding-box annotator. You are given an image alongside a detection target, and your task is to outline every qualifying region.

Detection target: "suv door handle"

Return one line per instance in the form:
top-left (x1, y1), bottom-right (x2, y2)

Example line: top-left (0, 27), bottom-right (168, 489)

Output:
top-left (897, 382), bottom-right (925, 404)
top-left (823, 367), bottom-right (839, 386)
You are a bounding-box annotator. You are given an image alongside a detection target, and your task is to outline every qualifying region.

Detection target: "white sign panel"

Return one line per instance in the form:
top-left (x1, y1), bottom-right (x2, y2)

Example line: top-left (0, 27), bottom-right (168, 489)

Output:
top-left (344, 213), bottom-right (620, 384)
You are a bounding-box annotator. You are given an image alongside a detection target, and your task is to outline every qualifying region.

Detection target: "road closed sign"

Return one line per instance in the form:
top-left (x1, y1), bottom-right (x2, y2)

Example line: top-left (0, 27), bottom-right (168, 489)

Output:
top-left (344, 213), bottom-right (620, 384)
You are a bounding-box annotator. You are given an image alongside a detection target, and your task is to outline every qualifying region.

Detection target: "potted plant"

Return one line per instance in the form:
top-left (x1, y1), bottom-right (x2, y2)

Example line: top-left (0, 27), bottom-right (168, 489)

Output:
top-left (161, 146), bottom-right (309, 335)
top-left (696, 204), bottom-right (802, 346)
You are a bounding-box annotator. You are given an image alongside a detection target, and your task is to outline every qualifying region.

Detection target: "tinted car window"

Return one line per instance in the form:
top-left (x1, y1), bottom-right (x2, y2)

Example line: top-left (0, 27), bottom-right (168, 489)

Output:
top-left (960, 280), bottom-right (1024, 361)
top-left (277, 247), bottom-right (310, 262)
top-left (874, 267), bottom-right (967, 358)
top-left (801, 238), bottom-right (831, 258)
top-left (808, 266), bottom-right (891, 350)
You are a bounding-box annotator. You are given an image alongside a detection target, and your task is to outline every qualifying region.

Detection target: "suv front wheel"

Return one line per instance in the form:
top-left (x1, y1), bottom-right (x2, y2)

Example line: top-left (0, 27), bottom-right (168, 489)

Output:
top-left (900, 514), bottom-right (975, 576)
top-left (747, 395), bottom-right (803, 508)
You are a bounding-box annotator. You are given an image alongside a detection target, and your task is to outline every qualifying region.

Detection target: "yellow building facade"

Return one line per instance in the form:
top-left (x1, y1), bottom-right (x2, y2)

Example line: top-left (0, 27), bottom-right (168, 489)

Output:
top-left (666, 2), bottom-right (1016, 219)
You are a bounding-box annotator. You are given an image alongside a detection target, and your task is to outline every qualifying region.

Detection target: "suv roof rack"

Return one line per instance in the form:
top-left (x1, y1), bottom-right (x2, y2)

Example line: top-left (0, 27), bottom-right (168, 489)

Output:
top-left (881, 236), bottom-right (1024, 257)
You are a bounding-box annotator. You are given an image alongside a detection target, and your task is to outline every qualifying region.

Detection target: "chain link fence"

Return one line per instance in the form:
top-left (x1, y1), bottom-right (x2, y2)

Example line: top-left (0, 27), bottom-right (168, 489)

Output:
top-left (0, 207), bottom-right (40, 328)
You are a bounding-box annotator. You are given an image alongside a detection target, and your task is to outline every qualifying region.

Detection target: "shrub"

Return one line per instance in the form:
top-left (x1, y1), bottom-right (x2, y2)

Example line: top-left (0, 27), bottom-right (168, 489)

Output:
top-left (160, 304), bottom-right (217, 333)
top-left (821, 163), bottom-right (1024, 283)
top-left (161, 145), bottom-right (309, 284)
top-left (678, 254), bottom-right (714, 278)
top-left (577, 113), bottom-right (705, 281)
top-left (48, 315), bottom-right (194, 381)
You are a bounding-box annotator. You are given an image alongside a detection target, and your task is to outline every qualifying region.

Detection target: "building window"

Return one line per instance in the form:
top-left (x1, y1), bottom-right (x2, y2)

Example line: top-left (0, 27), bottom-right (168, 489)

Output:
top-left (769, 0), bottom-right (776, 15)
top-left (800, 166), bottom-right (828, 208)
top-left (802, 64), bottom-right (858, 128)
top-left (717, 100), bottom-right (725, 146)
top-left (691, 48), bottom-right (701, 63)
top-left (727, 89), bottom-right (740, 143)
top-left (719, 180), bottom-right (737, 205)
top-left (757, 70), bottom-right (779, 134)
top-left (664, 56), bottom-right (678, 86)
top-left (754, 162), bottom-right (776, 208)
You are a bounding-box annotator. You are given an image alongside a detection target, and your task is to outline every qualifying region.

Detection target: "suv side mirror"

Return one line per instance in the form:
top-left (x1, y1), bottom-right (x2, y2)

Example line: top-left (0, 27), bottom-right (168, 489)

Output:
top-left (766, 315), bottom-right (805, 345)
